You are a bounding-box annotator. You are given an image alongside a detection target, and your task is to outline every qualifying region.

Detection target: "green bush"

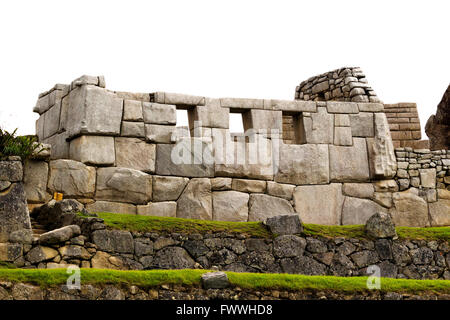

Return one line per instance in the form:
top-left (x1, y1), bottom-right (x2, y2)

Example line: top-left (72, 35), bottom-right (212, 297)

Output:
top-left (0, 128), bottom-right (42, 160)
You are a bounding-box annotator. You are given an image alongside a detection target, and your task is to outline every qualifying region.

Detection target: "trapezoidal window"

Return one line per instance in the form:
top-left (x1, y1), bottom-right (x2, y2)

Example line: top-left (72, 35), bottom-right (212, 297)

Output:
top-left (282, 112), bottom-right (306, 144)
top-left (229, 111), bottom-right (245, 142)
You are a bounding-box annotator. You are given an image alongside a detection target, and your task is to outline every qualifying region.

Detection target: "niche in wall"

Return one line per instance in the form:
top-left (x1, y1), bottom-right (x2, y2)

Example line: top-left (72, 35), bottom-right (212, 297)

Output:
top-left (282, 112), bottom-right (306, 145)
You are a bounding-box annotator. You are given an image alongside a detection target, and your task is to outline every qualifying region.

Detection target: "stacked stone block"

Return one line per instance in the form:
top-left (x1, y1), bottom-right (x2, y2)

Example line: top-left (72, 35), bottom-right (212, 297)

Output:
top-left (26, 75), bottom-right (449, 227)
top-left (294, 67), bottom-right (381, 103)
top-left (384, 103), bottom-right (428, 149)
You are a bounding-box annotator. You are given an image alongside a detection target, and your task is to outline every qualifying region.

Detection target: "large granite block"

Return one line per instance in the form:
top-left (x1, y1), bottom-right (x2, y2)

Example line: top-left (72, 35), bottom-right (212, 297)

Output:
top-left (275, 143), bottom-right (329, 185)
top-left (143, 102), bottom-right (176, 125)
top-left (115, 137), bottom-right (155, 173)
top-left (293, 184), bottom-right (344, 225)
top-left (69, 136), bottom-right (115, 166)
top-left (152, 176), bottom-right (189, 201)
top-left (177, 178), bottom-right (212, 220)
top-left (155, 139), bottom-right (214, 178)
top-left (329, 138), bottom-right (370, 182)
top-left (248, 194), bottom-right (294, 222)
top-left (66, 85), bottom-right (123, 139)
top-left (48, 160), bottom-right (96, 198)
top-left (96, 167), bottom-right (152, 205)
top-left (212, 191), bottom-right (249, 222)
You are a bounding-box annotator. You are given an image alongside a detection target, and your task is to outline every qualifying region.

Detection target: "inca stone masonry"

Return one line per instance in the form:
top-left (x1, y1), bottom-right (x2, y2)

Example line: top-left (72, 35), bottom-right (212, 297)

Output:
top-left (2, 68), bottom-right (449, 230)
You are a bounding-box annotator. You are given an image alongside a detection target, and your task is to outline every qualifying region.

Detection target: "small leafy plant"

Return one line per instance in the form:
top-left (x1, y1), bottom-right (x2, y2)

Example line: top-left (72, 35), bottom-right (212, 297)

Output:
top-left (0, 127), bottom-right (42, 160)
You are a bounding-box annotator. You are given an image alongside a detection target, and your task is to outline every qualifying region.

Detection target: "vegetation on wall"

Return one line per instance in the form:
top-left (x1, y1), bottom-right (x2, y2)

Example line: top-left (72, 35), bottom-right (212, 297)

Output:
top-left (0, 128), bottom-right (42, 160)
top-left (0, 269), bottom-right (448, 294)
top-left (86, 212), bottom-right (450, 241)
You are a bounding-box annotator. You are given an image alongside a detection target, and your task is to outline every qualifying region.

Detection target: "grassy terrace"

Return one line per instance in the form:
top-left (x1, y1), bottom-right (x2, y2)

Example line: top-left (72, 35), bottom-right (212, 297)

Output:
top-left (88, 212), bottom-right (450, 241)
top-left (0, 269), bottom-right (448, 293)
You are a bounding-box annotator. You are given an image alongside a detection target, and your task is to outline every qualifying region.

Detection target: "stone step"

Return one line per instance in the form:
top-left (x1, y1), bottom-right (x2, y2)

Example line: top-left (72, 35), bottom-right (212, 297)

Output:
top-left (32, 229), bottom-right (48, 235)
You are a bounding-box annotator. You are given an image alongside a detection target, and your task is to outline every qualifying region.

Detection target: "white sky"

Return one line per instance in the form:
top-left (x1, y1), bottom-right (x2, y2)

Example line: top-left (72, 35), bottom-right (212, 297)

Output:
top-left (0, 0), bottom-right (448, 137)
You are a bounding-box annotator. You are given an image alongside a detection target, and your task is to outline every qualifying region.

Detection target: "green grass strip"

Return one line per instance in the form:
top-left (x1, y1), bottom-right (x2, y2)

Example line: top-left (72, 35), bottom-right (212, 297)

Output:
top-left (0, 269), bottom-right (448, 294)
top-left (87, 212), bottom-right (450, 241)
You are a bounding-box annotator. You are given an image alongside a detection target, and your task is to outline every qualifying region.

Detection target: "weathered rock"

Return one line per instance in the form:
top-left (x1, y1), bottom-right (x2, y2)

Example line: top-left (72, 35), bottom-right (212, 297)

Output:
top-left (153, 247), bottom-right (195, 269)
top-left (48, 160), bottom-right (96, 198)
top-left (212, 191), bottom-right (249, 222)
top-left (121, 121), bottom-right (145, 138)
top-left (143, 102), bottom-right (176, 125)
top-left (366, 113), bottom-right (397, 178)
top-left (91, 230), bottom-right (134, 254)
top-left (266, 182), bottom-right (295, 200)
top-left (265, 215), bottom-right (303, 235)
top-left (231, 179), bottom-right (266, 193)
top-left (96, 167), bottom-right (152, 204)
top-left (39, 225), bottom-right (81, 245)
top-left (350, 250), bottom-right (379, 268)
top-left (8, 229), bottom-right (33, 244)
top-left (58, 245), bottom-right (91, 260)
top-left (365, 212), bottom-right (397, 239)
top-left (273, 235), bottom-right (306, 258)
top-left (341, 197), bottom-right (387, 225)
top-left (425, 84), bottom-right (450, 150)
top-left (137, 202), bottom-right (177, 217)
top-left (86, 201), bottom-right (137, 215)
top-left (115, 137), bottom-right (156, 173)
top-left (25, 246), bottom-right (59, 264)
top-left (0, 243), bottom-right (22, 262)
top-left (280, 256), bottom-right (326, 275)
top-left (152, 176), bottom-right (189, 201)
top-left (11, 283), bottom-right (43, 300)
top-left (191, 98), bottom-right (229, 128)
top-left (429, 200), bottom-right (450, 226)
top-left (275, 143), bottom-right (329, 185)
top-left (350, 112), bottom-right (374, 137)
top-left (411, 247), bottom-right (434, 265)
top-left (69, 136), bottom-right (115, 166)
top-left (23, 160), bottom-right (51, 203)
top-left (303, 107), bottom-right (334, 144)
top-left (248, 194), bottom-right (294, 222)
top-left (334, 126), bottom-right (353, 146)
top-left (201, 272), bottom-right (230, 289)
top-left (419, 169), bottom-right (436, 188)
top-left (0, 160), bottom-right (22, 182)
top-left (391, 190), bottom-right (430, 227)
top-left (123, 99), bottom-right (143, 121)
top-left (145, 124), bottom-right (176, 143)
top-left (66, 85), bottom-right (123, 139)
top-left (0, 182), bottom-right (31, 242)
top-left (342, 183), bottom-right (374, 199)
top-left (293, 184), bottom-right (344, 225)
top-left (155, 141), bottom-right (214, 178)
top-left (33, 199), bottom-right (86, 230)
top-left (210, 177), bottom-right (232, 191)
top-left (91, 251), bottom-right (126, 270)
top-left (177, 178), bottom-right (212, 220)
top-left (329, 138), bottom-right (370, 182)
top-left (0, 181), bottom-right (11, 191)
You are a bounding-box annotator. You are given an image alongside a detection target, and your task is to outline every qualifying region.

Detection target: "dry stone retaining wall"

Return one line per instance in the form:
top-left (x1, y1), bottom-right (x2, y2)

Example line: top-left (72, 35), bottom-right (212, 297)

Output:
top-left (25, 74), bottom-right (449, 227)
top-left (7, 204), bottom-right (450, 281)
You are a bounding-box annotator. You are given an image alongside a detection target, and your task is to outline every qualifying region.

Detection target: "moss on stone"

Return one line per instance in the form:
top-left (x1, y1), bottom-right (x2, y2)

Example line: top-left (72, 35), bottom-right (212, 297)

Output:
top-left (86, 212), bottom-right (450, 241)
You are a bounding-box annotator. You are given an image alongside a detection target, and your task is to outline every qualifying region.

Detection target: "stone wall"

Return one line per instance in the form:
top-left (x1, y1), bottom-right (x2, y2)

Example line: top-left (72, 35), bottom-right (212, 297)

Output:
top-left (0, 282), bottom-right (448, 300)
top-left (25, 75), bottom-right (449, 227)
top-left (8, 202), bottom-right (450, 281)
top-left (294, 67), bottom-right (381, 103)
top-left (384, 103), bottom-right (429, 149)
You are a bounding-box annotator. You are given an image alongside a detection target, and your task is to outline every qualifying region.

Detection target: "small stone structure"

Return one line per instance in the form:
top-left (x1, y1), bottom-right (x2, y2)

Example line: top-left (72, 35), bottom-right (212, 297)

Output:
top-left (21, 73), bottom-right (449, 227)
top-left (294, 67), bottom-right (381, 103)
top-left (426, 84), bottom-right (450, 150)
